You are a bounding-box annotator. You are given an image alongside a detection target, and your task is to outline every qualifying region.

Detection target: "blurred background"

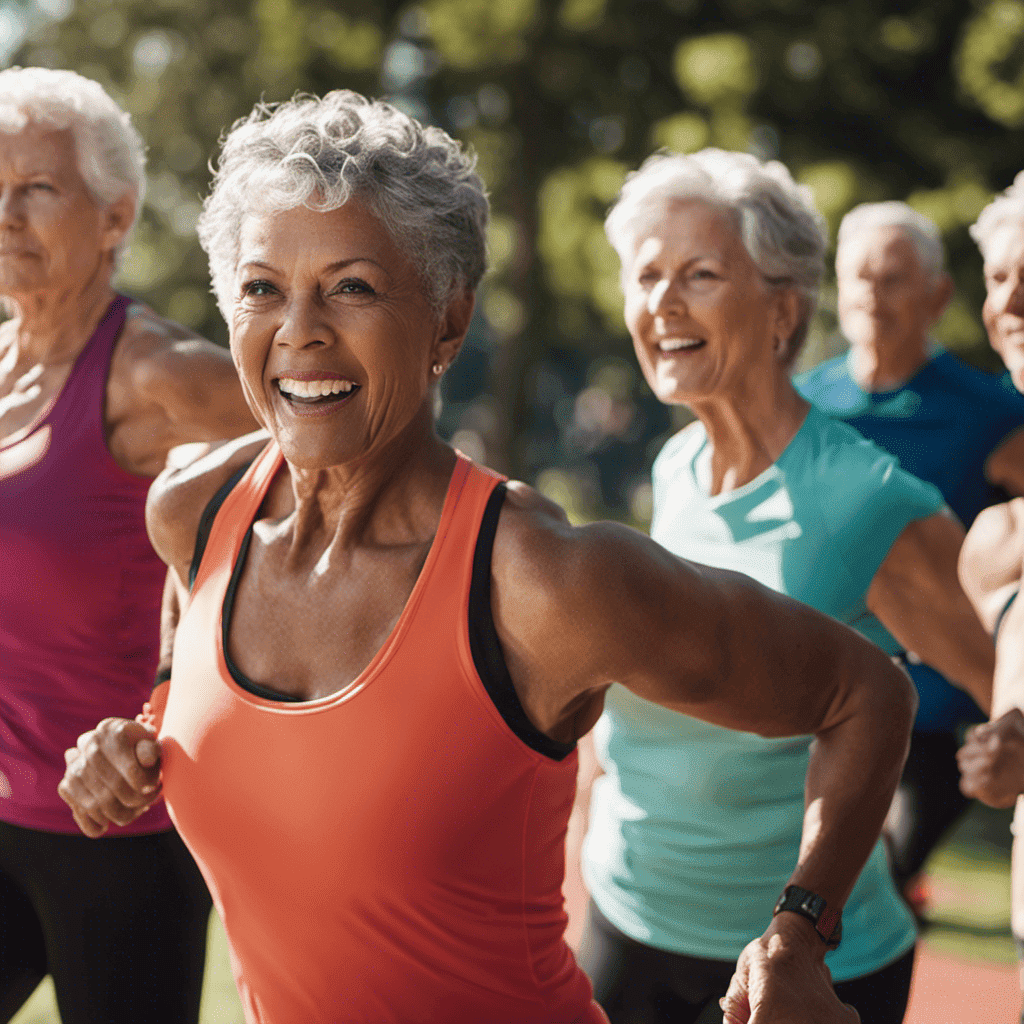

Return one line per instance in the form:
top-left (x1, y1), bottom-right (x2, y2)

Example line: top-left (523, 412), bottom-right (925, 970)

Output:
top-left (5, 3), bottom-right (1024, 1021)
top-left (4, 0), bottom-right (1023, 526)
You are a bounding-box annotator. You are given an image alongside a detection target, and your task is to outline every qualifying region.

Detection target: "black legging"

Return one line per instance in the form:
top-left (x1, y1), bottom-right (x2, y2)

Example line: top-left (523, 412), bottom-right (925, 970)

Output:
top-left (0, 818), bottom-right (212, 1024)
top-left (578, 899), bottom-right (915, 1024)
top-left (885, 730), bottom-right (972, 891)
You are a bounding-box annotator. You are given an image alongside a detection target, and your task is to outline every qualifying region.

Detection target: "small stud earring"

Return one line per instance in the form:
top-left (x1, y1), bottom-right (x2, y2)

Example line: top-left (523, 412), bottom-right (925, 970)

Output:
top-left (432, 362), bottom-right (444, 375)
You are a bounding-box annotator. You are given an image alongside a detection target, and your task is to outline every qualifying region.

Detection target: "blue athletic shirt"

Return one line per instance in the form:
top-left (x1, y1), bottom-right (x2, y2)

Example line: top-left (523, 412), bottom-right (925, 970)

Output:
top-left (796, 350), bottom-right (1024, 731)
top-left (583, 406), bottom-right (943, 979)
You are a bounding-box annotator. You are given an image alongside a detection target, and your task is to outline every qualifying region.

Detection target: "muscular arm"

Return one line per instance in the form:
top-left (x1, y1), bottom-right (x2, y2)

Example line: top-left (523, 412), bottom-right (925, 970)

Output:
top-left (867, 510), bottom-right (994, 713)
top-left (986, 427), bottom-right (1024, 498)
top-left (60, 432), bottom-right (270, 836)
top-left (494, 487), bottom-right (916, 919)
top-left (156, 570), bottom-right (181, 679)
top-left (957, 500), bottom-right (1024, 808)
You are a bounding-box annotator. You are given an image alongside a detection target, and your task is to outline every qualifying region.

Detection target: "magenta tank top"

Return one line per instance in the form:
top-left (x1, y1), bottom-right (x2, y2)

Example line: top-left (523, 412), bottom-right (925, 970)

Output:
top-left (0, 294), bottom-right (172, 834)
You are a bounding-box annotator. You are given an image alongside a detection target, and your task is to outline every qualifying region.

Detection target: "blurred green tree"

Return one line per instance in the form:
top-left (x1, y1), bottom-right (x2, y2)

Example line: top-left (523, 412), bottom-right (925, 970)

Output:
top-left (10, 0), bottom-right (1024, 496)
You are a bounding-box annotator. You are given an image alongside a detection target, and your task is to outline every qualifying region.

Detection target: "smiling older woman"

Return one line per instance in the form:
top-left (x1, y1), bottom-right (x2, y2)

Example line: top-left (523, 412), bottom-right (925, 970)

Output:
top-left (576, 150), bottom-right (996, 1024)
top-left (0, 67), bottom-right (255, 1023)
top-left (955, 173), bottom-right (1024, 1024)
top-left (61, 93), bottom-right (923, 1024)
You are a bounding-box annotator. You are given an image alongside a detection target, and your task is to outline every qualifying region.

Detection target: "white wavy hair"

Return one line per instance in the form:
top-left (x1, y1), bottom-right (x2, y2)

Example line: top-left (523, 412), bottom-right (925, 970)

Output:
top-left (605, 148), bottom-right (828, 364)
top-left (198, 91), bottom-right (489, 320)
top-left (838, 201), bottom-right (945, 278)
top-left (970, 171), bottom-right (1024, 261)
top-left (0, 67), bottom-right (146, 243)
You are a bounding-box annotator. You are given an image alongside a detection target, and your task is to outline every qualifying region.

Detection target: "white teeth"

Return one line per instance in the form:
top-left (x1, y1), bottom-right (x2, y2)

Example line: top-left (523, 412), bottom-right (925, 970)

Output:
top-left (658, 339), bottom-right (703, 352)
top-left (277, 377), bottom-right (355, 399)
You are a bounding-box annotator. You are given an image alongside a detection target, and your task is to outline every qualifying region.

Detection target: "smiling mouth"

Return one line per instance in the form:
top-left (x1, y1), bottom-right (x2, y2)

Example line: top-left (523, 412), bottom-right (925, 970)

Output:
top-left (658, 338), bottom-right (705, 353)
top-left (276, 377), bottom-right (360, 406)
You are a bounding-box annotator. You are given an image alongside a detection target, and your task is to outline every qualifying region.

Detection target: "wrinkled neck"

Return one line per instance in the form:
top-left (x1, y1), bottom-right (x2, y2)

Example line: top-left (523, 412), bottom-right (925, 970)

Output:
top-left (689, 371), bottom-right (810, 496)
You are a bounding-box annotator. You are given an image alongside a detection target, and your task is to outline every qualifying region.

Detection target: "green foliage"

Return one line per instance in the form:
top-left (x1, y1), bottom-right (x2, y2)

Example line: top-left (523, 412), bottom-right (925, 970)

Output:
top-left (424, 0), bottom-right (537, 69)
top-left (958, 0), bottom-right (1024, 128)
top-left (673, 33), bottom-right (757, 106)
top-left (13, 0), bottom-right (1024, 486)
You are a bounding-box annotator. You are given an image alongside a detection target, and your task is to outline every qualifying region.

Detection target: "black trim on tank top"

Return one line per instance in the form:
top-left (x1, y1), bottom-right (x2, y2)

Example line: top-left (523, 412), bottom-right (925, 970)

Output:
top-left (222, 527), bottom-right (305, 703)
top-left (995, 590), bottom-right (1020, 644)
top-left (189, 460), bottom-right (255, 591)
top-left (197, 470), bottom-right (583, 737)
top-left (469, 483), bottom-right (575, 761)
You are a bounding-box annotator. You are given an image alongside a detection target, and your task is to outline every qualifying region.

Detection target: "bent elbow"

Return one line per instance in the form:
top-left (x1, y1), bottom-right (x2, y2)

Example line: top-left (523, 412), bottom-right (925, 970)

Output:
top-left (887, 657), bottom-right (917, 746)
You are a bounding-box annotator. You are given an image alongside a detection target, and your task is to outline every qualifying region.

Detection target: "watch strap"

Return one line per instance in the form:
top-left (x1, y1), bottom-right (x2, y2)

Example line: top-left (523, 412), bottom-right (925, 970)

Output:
top-left (773, 885), bottom-right (842, 947)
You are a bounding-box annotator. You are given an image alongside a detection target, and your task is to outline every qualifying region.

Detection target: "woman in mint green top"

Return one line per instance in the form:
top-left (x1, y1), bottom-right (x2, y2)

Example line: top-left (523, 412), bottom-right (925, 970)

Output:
top-left (578, 149), bottom-right (996, 1024)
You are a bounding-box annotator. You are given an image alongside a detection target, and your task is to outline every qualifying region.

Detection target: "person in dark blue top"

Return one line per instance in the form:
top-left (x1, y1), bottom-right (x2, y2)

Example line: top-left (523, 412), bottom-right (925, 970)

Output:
top-left (797, 200), bottom-right (1024, 913)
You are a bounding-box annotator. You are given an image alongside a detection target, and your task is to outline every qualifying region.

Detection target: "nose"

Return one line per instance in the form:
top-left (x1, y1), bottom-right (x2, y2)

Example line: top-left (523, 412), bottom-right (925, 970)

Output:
top-left (647, 276), bottom-right (685, 317)
top-left (274, 294), bottom-right (335, 350)
top-left (0, 188), bottom-right (24, 230)
top-left (1004, 277), bottom-right (1024, 317)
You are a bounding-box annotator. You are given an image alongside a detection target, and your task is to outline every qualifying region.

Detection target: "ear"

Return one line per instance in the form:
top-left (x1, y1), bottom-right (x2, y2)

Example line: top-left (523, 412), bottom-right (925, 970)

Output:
top-left (99, 191), bottom-right (136, 255)
top-left (771, 287), bottom-right (803, 358)
top-left (928, 272), bottom-right (954, 326)
top-left (431, 289), bottom-right (475, 374)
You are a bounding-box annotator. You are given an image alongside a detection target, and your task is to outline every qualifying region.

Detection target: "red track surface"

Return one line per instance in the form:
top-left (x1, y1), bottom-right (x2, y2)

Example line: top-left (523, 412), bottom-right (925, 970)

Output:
top-left (905, 949), bottom-right (1019, 1024)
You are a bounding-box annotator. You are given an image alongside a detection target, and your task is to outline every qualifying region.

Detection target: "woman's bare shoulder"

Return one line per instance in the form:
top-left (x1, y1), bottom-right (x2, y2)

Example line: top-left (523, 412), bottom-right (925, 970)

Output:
top-left (960, 498), bottom-right (1024, 628)
top-left (492, 480), bottom-right (677, 632)
top-left (146, 430), bottom-right (271, 577)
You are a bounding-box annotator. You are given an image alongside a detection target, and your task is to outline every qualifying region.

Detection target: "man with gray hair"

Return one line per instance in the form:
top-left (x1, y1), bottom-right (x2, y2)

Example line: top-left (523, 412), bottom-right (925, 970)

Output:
top-left (797, 200), bottom-right (1024, 918)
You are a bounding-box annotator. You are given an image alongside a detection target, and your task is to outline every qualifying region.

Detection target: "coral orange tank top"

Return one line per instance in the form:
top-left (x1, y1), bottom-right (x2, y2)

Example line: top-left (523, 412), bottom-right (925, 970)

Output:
top-left (151, 442), bottom-right (604, 1024)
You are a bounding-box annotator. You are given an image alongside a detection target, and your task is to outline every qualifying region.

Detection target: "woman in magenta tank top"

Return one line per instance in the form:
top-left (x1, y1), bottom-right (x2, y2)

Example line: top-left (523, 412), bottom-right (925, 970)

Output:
top-left (63, 91), bottom-right (913, 1024)
top-left (0, 68), bottom-right (255, 1023)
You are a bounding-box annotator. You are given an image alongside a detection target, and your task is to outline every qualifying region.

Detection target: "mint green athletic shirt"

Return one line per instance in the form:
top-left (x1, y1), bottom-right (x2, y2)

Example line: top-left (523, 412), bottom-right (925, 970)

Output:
top-left (582, 406), bottom-right (944, 980)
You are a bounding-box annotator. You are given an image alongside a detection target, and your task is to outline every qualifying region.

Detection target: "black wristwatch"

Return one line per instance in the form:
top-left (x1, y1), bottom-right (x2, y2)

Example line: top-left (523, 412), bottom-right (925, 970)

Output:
top-left (773, 885), bottom-right (842, 948)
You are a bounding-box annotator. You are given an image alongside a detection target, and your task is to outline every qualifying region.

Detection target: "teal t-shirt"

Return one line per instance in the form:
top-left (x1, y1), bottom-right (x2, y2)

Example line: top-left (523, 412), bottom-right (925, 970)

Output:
top-left (582, 406), bottom-right (944, 980)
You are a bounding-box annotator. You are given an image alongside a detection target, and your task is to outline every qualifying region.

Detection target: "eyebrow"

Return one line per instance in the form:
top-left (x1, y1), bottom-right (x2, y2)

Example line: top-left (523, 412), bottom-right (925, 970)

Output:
top-left (239, 257), bottom-right (384, 274)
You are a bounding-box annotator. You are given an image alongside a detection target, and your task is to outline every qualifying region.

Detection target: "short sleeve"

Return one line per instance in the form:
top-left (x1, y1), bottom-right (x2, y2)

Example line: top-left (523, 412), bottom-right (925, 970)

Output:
top-left (814, 427), bottom-right (945, 609)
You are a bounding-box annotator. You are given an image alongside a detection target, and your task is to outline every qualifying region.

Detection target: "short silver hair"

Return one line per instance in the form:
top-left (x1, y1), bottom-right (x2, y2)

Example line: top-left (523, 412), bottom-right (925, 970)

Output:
top-left (198, 91), bottom-right (489, 321)
top-left (970, 171), bottom-right (1024, 261)
top-left (605, 148), bottom-right (827, 364)
top-left (0, 67), bottom-right (146, 232)
top-left (837, 201), bottom-right (944, 279)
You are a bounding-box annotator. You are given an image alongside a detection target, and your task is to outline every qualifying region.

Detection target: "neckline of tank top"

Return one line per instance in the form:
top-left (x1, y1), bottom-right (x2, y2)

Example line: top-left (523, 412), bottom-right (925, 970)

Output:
top-left (213, 447), bottom-right (476, 712)
top-left (0, 293), bottom-right (129, 452)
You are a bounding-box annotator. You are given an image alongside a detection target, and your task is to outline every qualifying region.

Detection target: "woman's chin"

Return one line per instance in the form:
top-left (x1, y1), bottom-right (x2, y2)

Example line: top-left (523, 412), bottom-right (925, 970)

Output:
top-left (277, 436), bottom-right (356, 473)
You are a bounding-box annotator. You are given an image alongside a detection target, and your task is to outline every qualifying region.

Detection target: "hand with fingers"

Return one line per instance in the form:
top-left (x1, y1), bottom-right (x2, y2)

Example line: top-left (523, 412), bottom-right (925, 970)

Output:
top-left (957, 707), bottom-right (1024, 808)
top-left (57, 717), bottom-right (163, 837)
top-left (720, 918), bottom-right (860, 1024)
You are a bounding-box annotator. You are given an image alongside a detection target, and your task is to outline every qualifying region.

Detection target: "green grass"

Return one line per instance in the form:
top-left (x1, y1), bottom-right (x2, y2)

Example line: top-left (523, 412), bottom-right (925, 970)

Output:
top-left (913, 801), bottom-right (1017, 964)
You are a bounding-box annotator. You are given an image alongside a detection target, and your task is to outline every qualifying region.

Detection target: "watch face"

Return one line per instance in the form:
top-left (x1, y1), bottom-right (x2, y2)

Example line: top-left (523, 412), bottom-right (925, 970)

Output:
top-left (798, 892), bottom-right (825, 918)
top-left (775, 885), bottom-right (841, 946)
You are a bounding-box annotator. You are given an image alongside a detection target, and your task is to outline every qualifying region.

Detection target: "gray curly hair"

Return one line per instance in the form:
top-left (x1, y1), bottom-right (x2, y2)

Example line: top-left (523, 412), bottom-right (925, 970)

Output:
top-left (198, 91), bottom-right (489, 320)
top-left (605, 148), bottom-right (828, 365)
top-left (0, 67), bottom-right (146, 248)
top-left (970, 171), bottom-right (1024, 261)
